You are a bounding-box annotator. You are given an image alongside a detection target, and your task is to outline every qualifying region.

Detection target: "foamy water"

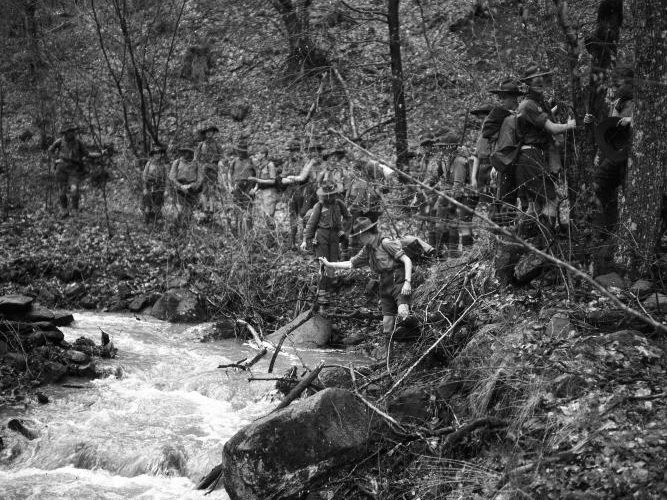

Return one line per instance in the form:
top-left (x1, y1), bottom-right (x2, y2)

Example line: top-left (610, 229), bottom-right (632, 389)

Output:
top-left (0, 312), bottom-right (359, 499)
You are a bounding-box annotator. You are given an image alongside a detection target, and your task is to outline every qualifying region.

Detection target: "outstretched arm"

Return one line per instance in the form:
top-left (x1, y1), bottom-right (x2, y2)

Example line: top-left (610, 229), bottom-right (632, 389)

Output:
top-left (399, 254), bottom-right (412, 295)
top-left (319, 257), bottom-right (352, 269)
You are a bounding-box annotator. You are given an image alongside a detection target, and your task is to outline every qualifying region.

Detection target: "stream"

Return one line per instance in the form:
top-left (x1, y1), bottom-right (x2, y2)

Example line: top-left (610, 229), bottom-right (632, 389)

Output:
top-left (0, 312), bottom-right (361, 499)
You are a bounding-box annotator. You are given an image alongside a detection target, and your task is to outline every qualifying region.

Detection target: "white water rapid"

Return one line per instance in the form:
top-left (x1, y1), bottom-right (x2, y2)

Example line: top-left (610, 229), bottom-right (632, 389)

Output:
top-left (0, 312), bottom-right (358, 499)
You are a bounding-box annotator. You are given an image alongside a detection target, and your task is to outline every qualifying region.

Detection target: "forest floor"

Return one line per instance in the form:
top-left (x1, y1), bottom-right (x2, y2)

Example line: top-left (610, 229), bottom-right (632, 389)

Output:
top-left (1, 200), bottom-right (667, 499)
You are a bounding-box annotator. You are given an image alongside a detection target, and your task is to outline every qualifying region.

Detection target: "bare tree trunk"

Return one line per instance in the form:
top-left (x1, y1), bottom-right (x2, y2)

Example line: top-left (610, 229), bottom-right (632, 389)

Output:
top-left (387, 0), bottom-right (409, 173)
top-left (271, 0), bottom-right (327, 75)
top-left (616, 0), bottom-right (667, 276)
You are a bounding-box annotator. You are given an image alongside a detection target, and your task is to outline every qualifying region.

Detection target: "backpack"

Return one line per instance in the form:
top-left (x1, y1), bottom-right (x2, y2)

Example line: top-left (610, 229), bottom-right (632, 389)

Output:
top-left (382, 236), bottom-right (435, 263)
top-left (489, 114), bottom-right (523, 174)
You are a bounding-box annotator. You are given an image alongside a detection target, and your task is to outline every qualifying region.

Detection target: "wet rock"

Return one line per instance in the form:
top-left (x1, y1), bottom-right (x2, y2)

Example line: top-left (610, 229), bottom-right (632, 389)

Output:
top-left (69, 361), bottom-right (97, 377)
top-left (106, 298), bottom-right (128, 312)
top-left (40, 360), bottom-right (67, 383)
top-left (389, 387), bottom-right (433, 424)
top-left (642, 293), bottom-right (667, 310)
top-left (67, 350), bottom-right (91, 364)
top-left (26, 332), bottom-right (46, 348)
top-left (220, 388), bottom-right (373, 500)
top-left (3, 352), bottom-right (26, 371)
top-left (514, 252), bottom-right (547, 284)
top-left (546, 313), bottom-right (572, 338)
top-left (36, 392), bottom-right (49, 404)
top-left (629, 279), bottom-right (654, 298)
top-left (7, 419), bottom-right (38, 440)
top-left (0, 295), bottom-right (34, 315)
top-left (53, 311), bottom-right (74, 326)
top-left (32, 321), bottom-right (56, 330)
top-left (64, 283), bottom-right (86, 298)
top-left (318, 366), bottom-right (353, 390)
top-left (595, 272), bottom-right (626, 289)
top-left (21, 303), bottom-right (56, 322)
top-left (151, 289), bottom-right (204, 322)
top-left (43, 329), bottom-right (64, 343)
top-left (266, 312), bottom-right (332, 348)
top-left (199, 319), bottom-right (239, 341)
top-left (128, 295), bottom-right (150, 312)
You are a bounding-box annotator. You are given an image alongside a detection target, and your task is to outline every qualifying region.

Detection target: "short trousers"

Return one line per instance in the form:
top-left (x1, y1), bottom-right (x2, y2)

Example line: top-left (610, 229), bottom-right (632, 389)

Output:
top-left (379, 267), bottom-right (411, 316)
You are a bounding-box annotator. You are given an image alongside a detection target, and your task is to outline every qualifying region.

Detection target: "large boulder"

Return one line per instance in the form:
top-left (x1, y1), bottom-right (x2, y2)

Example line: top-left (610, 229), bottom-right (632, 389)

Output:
top-left (0, 295), bottom-right (34, 315)
top-left (20, 303), bottom-right (55, 322)
top-left (151, 289), bottom-right (204, 322)
top-left (266, 312), bottom-right (332, 348)
top-left (221, 388), bottom-right (374, 500)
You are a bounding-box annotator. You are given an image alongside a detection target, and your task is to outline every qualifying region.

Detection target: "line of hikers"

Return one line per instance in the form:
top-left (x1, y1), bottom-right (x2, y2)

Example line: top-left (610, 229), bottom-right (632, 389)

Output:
top-left (46, 61), bottom-right (634, 350)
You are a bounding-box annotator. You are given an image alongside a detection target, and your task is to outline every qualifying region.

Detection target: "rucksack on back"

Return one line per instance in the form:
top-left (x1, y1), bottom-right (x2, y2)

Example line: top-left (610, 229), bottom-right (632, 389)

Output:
top-left (383, 236), bottom-right (435, 263)
top-left (490, 114), bottom-right (523, 173)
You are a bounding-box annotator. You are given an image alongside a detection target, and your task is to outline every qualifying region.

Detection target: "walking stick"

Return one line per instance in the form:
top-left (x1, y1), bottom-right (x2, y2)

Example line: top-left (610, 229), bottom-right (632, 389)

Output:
top-left (268, 261), bottom-right (323, 373)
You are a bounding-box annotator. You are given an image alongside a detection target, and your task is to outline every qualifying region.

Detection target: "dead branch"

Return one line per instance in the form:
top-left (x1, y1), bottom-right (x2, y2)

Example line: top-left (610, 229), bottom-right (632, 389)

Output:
top-left (272, 360), bottom-right (325, 412)
top-left (267, 309), bottom-right (314, 373)
top-left (236, 319), bottom-right (266, 347)
top-left (333, 67), bottom-right (358, 138)
top-left (355, 116), bottom-right (395, 139)
top-left (440, 417), bottom-right (507, 450)
top-left (379, 298), bottom-right (480, 403)
top-left (218, 348), bottom-right (267, 371)
top-left (329, 127), bottom-right (667, 336)
top-left (268, 264), bottom-right (323, 373)
top-left (305, 70), bottom-right (328, 124)
top-left (354, 392), bottom-right (407, 433)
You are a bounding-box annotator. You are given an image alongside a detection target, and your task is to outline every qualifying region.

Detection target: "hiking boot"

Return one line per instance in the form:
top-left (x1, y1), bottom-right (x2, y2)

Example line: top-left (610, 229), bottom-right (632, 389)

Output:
top-left (342, 332), bottom-right (366, 346)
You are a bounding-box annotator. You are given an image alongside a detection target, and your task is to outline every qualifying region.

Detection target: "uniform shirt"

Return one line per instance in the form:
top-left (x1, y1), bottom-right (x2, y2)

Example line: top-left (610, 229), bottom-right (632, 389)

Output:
top-left (229, 157), bottom-right (256, 183)
top-left (351, 236), bottom-right (404, 274)
top-left (517, 96), bottom-right (550, 147)
top-left (169, 158), bottom-right (202, 185)
top-left (48, 138), bottom-right (88, 164)
top-left (304, 199), bottom-right (350, 241)
top-left (143, 158), bottom-right (167, 184)
top-left (194, 140), bottom-right (222, 165)
top-left (482, 107), bottom-right (512, 141)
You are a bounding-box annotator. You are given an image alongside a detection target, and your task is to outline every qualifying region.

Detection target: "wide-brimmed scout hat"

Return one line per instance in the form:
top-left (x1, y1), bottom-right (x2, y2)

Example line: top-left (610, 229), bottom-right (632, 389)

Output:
top-left (595, 116), bottom-right (632, 163)
top-left (60, 123), bottom-right (80, 134)
top-left (520, 64), bottom-right (553, 83)
top-left (178, 146), bottom-right (195, 155)
top-left (149, 144), bottom-right (167, 155)
top-left (316, 181), bottom-right (343, 197)
top-left (489, 79), bottom-right (523, 96)
top-left (350, 216), bottom-right (378, 238)
top-left (471, 102), bottom-right (495, 116)
top-left (419, 131), bottom-right (436, 146)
